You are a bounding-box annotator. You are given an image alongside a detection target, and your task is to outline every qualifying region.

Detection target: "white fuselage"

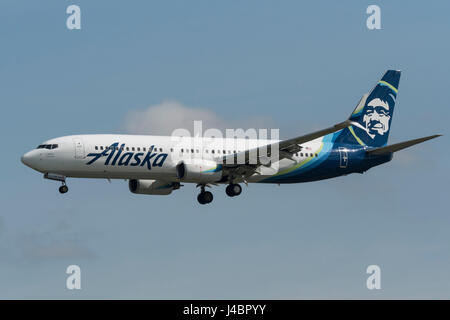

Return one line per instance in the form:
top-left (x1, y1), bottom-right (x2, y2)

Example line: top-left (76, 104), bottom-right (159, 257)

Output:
top-left (21, 134), bottom-right (324, 183)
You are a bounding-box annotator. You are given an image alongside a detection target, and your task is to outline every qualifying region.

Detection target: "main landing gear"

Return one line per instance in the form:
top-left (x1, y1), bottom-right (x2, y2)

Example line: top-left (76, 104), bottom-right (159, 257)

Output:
top-left (197, 185), bottom-right (213, 205)
top-left (226, 183), bottom-right (242, 197)
top-left (197, 183), bottom-right (242, 204)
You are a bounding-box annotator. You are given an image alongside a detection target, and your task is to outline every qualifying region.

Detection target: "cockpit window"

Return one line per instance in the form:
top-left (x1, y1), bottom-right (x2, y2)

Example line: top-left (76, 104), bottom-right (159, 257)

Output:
top-left (36, 144), bottom-right (59, 150)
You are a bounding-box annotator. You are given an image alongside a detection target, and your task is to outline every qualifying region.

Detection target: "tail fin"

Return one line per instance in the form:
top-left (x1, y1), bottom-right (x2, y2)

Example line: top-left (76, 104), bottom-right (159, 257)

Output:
top-left (347, 70), bottom-right (401, 147)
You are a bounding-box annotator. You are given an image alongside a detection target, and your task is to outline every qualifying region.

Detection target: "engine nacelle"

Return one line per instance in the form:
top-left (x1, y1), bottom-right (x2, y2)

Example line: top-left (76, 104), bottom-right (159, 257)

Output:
top-left (129, 179), bottom-right (175, 195)
top-left (176, 159), bottom-right (222, 183)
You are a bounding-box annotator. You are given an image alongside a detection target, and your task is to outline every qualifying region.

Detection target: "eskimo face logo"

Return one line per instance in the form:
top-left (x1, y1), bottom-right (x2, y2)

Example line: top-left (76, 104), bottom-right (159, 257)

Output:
top-left (86, 143), bottom-right (168, 170)
top-left (362, 98), bottom-right (391, 139)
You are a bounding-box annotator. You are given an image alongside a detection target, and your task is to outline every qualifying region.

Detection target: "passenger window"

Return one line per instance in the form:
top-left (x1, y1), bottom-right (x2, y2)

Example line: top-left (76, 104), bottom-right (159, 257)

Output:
top-left (137, 147), bottom-right (140, 151)
top-left (181, 149), bottom-right (184, 152)
top-left (212, 150), bottom-right (215, 154)
top-left (300, 153), bottom-right (303, 157)
top-left (159, 148), bottom-right (163, 152)
top-left (95, 146), bottom-right (98, 150)
top-left (170, 148), bottom-right (173, 152)
top-left (196, 149), bottom-right (199, 153)
top-left (126, 147), bottom-right (129, 151)
top-left (52, 144), bottom-right (58, 149)
top-left (233, 150), bottom-right (236, 153)
top-left (143, 147), bottom-right (146, 151)
top-left (315, 153), bottom-right (318, 157)
top-left (191, 149), bottom-right (194, 153)
top-left (132, 147), bottom-right (135, 151)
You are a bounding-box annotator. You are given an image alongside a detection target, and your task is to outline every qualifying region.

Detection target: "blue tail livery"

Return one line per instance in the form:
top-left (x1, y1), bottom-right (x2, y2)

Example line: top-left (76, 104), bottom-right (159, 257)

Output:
top-left (338, 70), bottom-right (401, 148)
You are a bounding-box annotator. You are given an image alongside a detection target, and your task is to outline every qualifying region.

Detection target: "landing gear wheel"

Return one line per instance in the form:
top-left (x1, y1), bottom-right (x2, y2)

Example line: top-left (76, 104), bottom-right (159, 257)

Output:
top-left (226, 184), bottom-right (242, 197)
top-left (226, 185), bottom-right (234, 197)
top-left (197, 191), bottom-right (213, 204)
top-left (59, 185), bottom-right (68, 194)
top-left (231, 184), bottom-right (241, 196)
top-left (197, 193), bottom-right (205, 204)
top-left (203, 191), bottom-right (213, 203)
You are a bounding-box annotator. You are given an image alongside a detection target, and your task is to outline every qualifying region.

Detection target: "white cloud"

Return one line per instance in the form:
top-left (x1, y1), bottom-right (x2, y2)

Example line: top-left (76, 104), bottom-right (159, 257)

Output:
top-left (122, 100), bottom-right (275, 136)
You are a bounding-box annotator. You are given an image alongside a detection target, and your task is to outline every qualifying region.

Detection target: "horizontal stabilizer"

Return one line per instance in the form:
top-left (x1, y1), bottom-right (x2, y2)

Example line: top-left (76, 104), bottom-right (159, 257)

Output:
top-left (366, 134), bottom-right (441, 155)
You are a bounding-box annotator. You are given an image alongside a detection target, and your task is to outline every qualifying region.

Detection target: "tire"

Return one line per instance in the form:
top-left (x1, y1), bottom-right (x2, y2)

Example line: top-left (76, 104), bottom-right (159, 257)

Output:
top-left (197, 193), bottom-right (206, 204)
top-left (231, 184), bottom-right (242, 196)
top-left (226, 185), bottom-right (235, 197)
top-left (203, 191), bottom-right (213, 204)
top-left (59, 185), bottom-right (68, 194)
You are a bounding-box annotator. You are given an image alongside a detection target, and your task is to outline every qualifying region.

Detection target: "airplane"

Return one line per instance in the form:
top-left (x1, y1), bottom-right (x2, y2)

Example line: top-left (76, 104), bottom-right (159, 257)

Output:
top-left (21, 70), bottom-right (441, 204)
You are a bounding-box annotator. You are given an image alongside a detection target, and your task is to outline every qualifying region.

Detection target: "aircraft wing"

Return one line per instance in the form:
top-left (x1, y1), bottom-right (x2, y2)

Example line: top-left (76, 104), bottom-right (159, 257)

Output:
top-left (218, 119), bottom-right (352, 168)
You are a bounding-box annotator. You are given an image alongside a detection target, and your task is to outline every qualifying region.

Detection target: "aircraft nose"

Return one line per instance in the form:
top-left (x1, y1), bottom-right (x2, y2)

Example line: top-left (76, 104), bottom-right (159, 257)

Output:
top-left (21, 151), bottom-right (34, 167)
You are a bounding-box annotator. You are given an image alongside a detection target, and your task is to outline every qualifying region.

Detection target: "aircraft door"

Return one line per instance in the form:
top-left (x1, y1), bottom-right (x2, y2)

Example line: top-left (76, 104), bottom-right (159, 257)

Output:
top-left (73, 137), bottom-right (86, 159)
top-left (338, 147), bottom-right (348, 168)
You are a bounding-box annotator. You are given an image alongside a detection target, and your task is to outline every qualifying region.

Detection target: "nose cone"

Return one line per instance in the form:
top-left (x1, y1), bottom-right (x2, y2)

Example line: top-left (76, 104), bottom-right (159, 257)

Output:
top-left (21, 151), bottom-right (34, 168)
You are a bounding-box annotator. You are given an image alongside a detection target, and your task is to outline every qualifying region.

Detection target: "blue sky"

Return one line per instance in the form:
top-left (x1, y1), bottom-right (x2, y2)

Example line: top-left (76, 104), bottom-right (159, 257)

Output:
top-left (0, 0), bottom-right (449, 298)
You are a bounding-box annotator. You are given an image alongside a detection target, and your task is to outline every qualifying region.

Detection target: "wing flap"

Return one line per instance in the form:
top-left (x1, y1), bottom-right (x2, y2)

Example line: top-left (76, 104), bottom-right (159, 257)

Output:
top-left (220, 119), bottom-right (351, 166)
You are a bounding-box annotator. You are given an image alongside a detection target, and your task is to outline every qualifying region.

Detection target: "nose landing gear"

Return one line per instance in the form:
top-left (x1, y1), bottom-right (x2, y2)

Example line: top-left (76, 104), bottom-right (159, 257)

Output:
top-left (44, 173), bottom-right (69, 194)
top-left (59, 183), bottom-right (69, 194)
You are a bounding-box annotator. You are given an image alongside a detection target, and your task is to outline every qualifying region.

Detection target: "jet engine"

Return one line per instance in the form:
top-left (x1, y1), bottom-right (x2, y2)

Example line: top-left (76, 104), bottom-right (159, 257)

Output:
top-left (128, 179), bottom-right (176, 195)
top-left (176, 159), bottom-right (222, 183)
